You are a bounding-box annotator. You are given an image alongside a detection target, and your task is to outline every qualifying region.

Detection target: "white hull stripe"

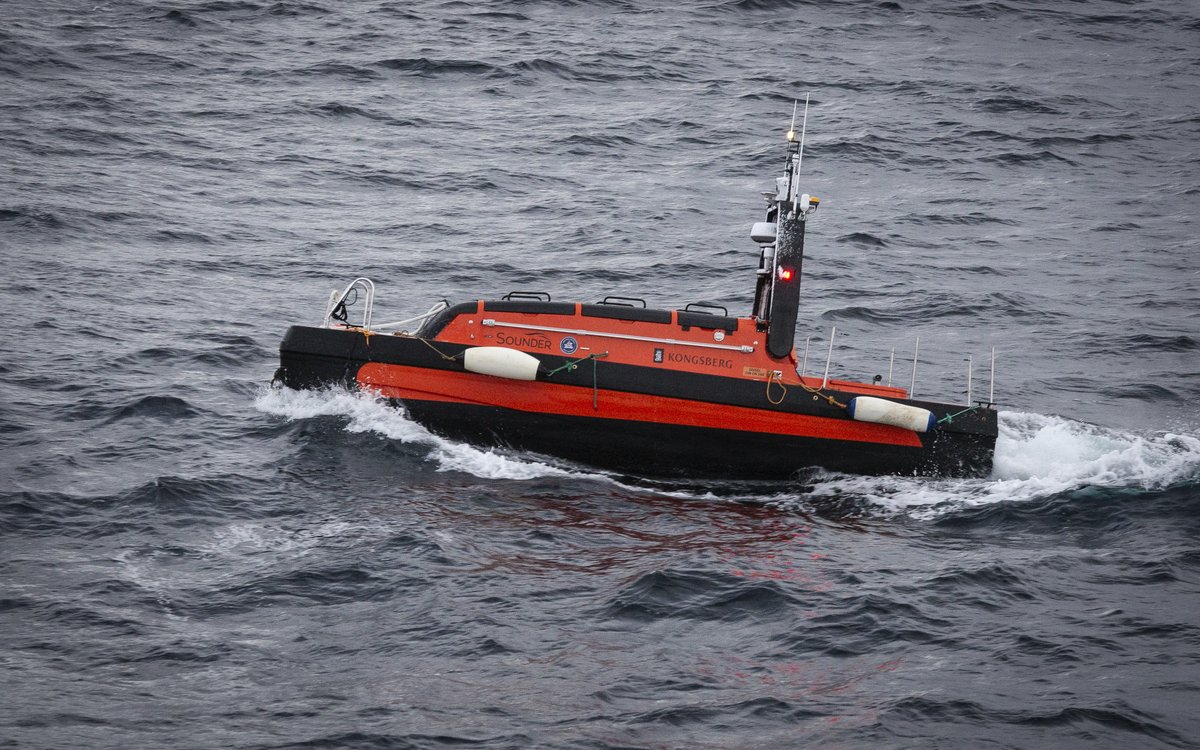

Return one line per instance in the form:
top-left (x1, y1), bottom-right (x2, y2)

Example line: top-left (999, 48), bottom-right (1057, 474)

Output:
top-left (481, 319), bottom-right (755, 353)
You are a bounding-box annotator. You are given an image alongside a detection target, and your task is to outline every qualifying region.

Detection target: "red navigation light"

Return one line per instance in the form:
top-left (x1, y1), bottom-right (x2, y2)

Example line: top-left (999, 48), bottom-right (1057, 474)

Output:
top-left (778, 267), bottom-right (795, 282)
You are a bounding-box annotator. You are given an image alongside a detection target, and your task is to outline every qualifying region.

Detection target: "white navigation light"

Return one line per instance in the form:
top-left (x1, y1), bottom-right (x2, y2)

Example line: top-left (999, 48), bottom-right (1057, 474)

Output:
top-left (799, 193), bottom-right (811, 211)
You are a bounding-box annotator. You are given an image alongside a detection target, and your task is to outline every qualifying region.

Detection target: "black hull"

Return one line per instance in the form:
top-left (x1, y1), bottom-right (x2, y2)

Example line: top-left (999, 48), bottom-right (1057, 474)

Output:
top-left (402, 399), bottom-right (996, 479)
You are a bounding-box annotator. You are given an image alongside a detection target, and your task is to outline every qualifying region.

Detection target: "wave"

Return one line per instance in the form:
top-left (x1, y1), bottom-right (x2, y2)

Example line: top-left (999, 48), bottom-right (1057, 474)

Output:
top-left (307, 101), bottom-right (420, 127)
top-left (291, 61), bottom-right (383, 81)
top-left (100, 394), bottom-right (204, 424)
top-left (602, 412), bottom-right (1200, 525)
top-left (881, 697), bottom-right (1187, 745)
top-left (192, 563), bottom-right (397, 615)
top-left (255, 388), bottom-right (1199, 524)
top-left (0, 206), bottom-right (65, 228)
top-left (1118, 334), bottom-right (1198, 353)
top-left (835, 232), bottom-right (888, 248)
top-left (993, 412), bottom-right (1199, 487)
top-left (821, 290), bottom-right (1047, 325)
top-left (159, 8), bottom-right (201, 27)
top-left (604, 568), bottom-right (801, 622)
top-left (255, 386), bottom-right (613, 482)
top-left (0, 473), bottom-right (275, 538)
top-left (265, 1), bottom-right (331, 17)
top-left (373, 57), bottom-right (500, 77)
top-left (975, 95), bottom-right (1063, 115)
top-left (981, 150), bottom-right (1080, 167)
top-left (0, 35), bottom-right (82, 74)
top-left (99, 342), bottom-right (270, 375)
top-left (717, 0), bottom-right (826, 10)
top-left (897, 211), bottom-right (1019, 227)
top-left (791, 412), bottom-right (1200, 519)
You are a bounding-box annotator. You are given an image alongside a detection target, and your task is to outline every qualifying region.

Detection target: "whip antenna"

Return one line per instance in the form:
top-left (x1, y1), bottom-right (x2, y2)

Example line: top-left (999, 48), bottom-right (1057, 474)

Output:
top-left (783, 94), bottom-right (811, 214)
top-left (796, 92), bottom-right (810, 181)
top-left (789, 94), bottom-right (811, 208)
top-left (783, 94), bottom-right (811, 209)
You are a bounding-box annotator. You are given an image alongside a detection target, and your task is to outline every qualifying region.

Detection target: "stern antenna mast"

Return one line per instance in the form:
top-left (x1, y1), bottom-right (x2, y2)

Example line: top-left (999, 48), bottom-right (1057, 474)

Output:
top-left (786, 93), bottom-right (810, 216)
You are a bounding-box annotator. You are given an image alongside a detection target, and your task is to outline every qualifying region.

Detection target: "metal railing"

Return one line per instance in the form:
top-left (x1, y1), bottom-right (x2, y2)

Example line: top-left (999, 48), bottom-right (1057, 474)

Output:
top-left (799, 329), bottom-right (997, 406)
top-left (323, 277), bottom-right (375, 329)
top-left (322, 278), bottom-right (449, 335)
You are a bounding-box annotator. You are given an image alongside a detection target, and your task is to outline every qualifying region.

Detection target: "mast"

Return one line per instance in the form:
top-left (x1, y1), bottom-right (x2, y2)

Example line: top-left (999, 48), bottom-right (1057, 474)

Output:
top-left (752, 98), bottom-right (818, 359)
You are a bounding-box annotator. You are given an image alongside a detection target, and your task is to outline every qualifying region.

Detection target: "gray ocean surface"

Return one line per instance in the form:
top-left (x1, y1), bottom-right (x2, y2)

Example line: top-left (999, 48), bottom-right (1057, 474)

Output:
top-left (2, 0), bottom-right (1199, 747)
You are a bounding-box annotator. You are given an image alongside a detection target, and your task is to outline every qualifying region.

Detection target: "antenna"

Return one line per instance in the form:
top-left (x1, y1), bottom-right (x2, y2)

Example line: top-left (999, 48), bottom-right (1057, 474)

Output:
top-left (796, 92), bottom-right (810, 181)
top-left (785, 94), bottom-right (811, 209)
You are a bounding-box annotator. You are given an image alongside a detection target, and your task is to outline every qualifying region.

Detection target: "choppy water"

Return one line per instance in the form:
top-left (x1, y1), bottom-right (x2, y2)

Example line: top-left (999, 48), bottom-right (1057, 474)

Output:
top-left (3, 0), bottom-right (1199, 747)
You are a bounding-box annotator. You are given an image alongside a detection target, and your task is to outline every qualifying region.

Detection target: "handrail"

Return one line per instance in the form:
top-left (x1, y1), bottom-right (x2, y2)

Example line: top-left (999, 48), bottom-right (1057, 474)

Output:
top-left (324, 277), bottom-right (375, 330)
top-left (502, 291), bottom-right (551, 302)
top-left (802, 328), bottom-right (997, 407)
top-left (599, 295), bottom-right (647, 308)
top-left (684, 301), bottom-right (729, 316)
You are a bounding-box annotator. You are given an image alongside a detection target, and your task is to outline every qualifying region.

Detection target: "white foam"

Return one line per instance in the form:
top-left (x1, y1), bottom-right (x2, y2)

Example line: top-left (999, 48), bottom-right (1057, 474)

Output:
top-left (798, 411), bottom-right (1200, 517)
top-left (993, 411), bottom-right (1200, 487)
top-left (203, 520), bottom-right (363, 557)
top-left (255, 385), bottom-right (608, 482)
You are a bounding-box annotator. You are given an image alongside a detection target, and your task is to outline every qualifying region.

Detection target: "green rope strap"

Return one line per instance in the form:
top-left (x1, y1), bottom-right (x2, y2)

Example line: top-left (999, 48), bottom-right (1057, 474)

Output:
top-left (545, 352), bottom-right (609, 411)
top-left (937, 405), bottom-right (979, 425)
top-left (544, 352), bottom-right (609, 377)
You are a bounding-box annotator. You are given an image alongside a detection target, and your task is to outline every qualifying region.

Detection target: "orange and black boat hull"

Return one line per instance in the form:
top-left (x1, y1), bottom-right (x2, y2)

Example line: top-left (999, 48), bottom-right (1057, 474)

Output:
top-left (277, 325), bottom-right (998, 479)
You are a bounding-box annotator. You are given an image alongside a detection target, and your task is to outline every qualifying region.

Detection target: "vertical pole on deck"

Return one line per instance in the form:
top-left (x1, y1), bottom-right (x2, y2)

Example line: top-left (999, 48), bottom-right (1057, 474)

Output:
top-left (966, 356), bottom-right (973, 406)
top-left (909, 337), bottom-right (920, 399)
top-left (821, 327), bottom-right (837, 389)
top-left (989, 346), bottom-right (996, 404)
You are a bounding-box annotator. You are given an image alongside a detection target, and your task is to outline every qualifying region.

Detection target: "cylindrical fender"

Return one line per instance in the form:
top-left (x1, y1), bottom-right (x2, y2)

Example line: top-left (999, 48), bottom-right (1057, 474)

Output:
top-left (847, 396), bottom-right (936, 433)
top-left (463, 347), bottom-right (540, 381)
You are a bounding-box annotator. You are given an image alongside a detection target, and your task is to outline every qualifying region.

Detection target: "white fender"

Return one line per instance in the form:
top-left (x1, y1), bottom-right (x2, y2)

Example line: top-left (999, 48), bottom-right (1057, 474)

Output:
top-left (847, 396), bottom-right (936, 433)
top-left (463, 347), bottom-right (540, 381)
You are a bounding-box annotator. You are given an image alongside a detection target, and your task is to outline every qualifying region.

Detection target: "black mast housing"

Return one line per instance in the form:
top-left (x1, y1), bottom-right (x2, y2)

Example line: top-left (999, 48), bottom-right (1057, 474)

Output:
top-left (766, 203), bottom-right (806, 359)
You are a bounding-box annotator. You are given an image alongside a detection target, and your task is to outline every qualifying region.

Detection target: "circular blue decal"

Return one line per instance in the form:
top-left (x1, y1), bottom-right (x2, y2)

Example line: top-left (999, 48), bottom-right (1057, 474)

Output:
top-left (559, 336), bottom-right (579, 355)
